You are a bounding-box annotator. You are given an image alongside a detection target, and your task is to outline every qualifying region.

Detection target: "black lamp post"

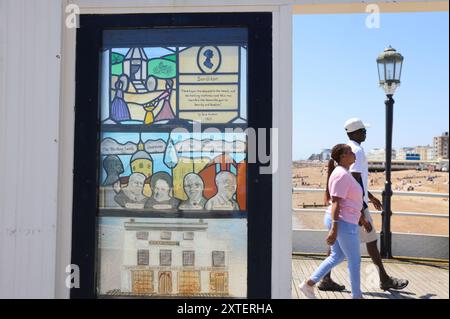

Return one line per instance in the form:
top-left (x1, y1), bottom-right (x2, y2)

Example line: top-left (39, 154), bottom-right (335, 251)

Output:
top-left (376, 46), bottom-right (404, 259)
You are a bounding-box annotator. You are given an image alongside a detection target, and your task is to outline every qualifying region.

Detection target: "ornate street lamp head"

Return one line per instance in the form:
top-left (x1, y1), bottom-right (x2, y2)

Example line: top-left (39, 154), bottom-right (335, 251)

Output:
top-left (377, 46), bottom-right (404, 95)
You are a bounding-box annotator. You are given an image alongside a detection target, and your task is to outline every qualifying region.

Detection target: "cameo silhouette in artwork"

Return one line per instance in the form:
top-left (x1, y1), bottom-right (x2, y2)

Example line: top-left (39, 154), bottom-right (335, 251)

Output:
top-left (178, 173), bottom-right (207, 211)
top-left (102, 155), bottom-right (124, 186)
top-left (198, 46), bottom-right (221, 74)
top-left (203, 49), bottom-right (214, 70)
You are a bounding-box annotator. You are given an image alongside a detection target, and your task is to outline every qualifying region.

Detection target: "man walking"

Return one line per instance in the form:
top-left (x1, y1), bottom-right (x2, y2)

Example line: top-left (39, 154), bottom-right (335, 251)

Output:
top-left (318, 118), bottom-right (408, 292)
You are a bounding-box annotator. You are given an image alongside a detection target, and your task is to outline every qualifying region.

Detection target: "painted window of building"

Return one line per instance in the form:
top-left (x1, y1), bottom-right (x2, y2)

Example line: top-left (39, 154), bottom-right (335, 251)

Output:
top-left (212, 251), bottom-right (225, 267)
top-left (178, 271), bottom-right (201, 294)
top-left (183, 232), bottom-right (194, 240)
top-left (132, 270), bottom-right (154, 294)
top-left (136, 231), bottom-right (149, 240)
top-left (160, 249), bottom-right (172, 266)
top-left (160, 231), bottom-right (171, 240)
top-left (137, 249), bottom-right (149, 265)
top-left (183, 251), bottom-right (195, 266)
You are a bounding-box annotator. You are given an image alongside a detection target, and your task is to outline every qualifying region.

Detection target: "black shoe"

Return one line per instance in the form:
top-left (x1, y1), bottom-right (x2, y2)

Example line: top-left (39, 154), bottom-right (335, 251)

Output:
top-left (380, 277), bottom-right (409, 291)
top-left (318, 278), bottom-right (346, 292)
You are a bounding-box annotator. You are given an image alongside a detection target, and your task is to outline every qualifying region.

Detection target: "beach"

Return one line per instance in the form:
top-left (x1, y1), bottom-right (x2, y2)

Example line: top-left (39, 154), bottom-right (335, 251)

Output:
top-left (292, 161), bottom-right (449, 235)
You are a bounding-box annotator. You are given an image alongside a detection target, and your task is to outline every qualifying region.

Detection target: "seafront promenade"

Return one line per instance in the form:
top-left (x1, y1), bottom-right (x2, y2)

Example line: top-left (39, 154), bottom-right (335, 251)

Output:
top-left (293, 255), bottom-right (449, 299)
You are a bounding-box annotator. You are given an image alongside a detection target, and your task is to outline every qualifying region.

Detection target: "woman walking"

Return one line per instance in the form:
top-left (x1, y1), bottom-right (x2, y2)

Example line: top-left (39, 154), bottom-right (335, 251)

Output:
top-left (299, 144), bottom-right (368, 299)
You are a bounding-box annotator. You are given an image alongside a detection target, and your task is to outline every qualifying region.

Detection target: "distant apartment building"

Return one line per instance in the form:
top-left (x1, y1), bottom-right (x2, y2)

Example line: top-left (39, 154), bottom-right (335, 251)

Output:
top-left (308, 149), bottom-right (331, 161)
top-left (396, 147), bottom-right (415, 160)
top-left (433, 132), bottom-right (449, 160)
top-left (370, 146), bottom-right (435, 161)
top-left (367, 148), bottom-right (396, 161)
top-left (414, 145), bottom-right (434, 161)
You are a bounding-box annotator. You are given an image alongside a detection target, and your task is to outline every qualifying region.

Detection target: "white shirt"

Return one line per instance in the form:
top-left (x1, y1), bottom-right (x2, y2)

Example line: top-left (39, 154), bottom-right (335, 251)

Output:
top-left (348, 140), bottom-right (369, 204)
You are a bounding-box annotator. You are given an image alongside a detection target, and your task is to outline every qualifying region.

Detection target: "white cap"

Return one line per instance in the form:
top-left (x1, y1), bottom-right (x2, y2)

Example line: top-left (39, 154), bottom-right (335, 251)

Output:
top-left (344, 118), bottom-right (370, 133)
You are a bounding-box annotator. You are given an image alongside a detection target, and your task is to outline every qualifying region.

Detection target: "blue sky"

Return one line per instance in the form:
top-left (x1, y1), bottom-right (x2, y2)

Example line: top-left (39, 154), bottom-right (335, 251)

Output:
top-left (293, 12), bottom-right (449, 160)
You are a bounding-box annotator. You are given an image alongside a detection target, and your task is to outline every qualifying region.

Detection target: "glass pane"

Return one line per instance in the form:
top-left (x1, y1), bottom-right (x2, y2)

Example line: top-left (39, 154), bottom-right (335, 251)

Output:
top-left (386, 61), bottom-right (395, 80)
top-left (100, 30), bottom-right (248, 126)
top-left (395, 61), bottom-right (402, 81)
top-left (98, 217), bottom-right (247, 297)
top-left (97, 28), bottom-right (248, 298)
top-left (99, 131), bottom-right (247, 212)
top-left (377, 63), bottom-right (384, 82)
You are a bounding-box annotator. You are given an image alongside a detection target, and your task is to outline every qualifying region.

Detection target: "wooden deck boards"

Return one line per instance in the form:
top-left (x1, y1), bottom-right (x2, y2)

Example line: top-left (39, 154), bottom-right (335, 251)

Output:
top-left (292, 256), bottom-right (449, 299)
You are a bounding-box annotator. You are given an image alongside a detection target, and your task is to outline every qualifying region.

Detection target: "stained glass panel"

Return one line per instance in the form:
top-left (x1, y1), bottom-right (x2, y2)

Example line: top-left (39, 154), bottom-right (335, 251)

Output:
top-left (101, 44), bottom-right (247, 125)
top-left (97, 28), bottom-right (248, 298)
top-left (99, 132), bottom-right (247, 213)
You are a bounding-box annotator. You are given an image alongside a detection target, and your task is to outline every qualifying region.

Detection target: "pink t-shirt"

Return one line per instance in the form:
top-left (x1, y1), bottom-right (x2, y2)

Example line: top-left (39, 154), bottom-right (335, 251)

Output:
top-left (327, 166), bottom-right (363, 225)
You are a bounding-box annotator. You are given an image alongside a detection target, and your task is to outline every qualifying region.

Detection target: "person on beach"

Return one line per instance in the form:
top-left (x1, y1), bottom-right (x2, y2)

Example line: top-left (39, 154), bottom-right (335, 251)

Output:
top-left (299, 144), bottom-right (365, 299)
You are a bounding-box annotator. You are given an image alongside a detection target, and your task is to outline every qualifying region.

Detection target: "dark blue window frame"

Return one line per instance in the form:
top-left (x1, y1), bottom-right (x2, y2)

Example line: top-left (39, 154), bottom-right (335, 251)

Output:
top-left (71, 12), bottom-right (273, 299)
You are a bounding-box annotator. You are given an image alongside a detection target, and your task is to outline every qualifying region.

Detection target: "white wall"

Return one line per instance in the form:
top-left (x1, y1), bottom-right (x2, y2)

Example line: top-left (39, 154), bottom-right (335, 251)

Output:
top-left (0, 0), bottom-right (62, 298)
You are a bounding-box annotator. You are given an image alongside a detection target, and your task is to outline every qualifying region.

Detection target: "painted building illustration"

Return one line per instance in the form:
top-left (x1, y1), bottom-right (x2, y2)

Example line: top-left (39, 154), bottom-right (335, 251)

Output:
top-left (124, 48), bottom-right (148, 84)
top-left (119, 219), bottom-right (230, 296)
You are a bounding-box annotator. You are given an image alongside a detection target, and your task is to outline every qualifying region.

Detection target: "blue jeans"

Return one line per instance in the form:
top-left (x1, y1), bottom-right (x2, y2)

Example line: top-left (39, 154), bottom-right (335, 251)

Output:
top-left (310, 214), bottom-right (362, 298)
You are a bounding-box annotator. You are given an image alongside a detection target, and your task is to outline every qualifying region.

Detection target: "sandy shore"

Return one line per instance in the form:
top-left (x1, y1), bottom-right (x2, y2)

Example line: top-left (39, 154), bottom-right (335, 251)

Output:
top-left (292, 161), bottom-right (449, 235)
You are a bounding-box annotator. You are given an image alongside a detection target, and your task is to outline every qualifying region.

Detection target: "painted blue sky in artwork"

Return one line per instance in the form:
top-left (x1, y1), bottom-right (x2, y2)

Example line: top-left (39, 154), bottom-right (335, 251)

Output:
top-left (111, 47), bottom-right (175, 59)
top-left (143, 47), bottom-right (174, 60)
top-left (102, 132), bottom-right (141, 144)
top-left (111, 48), bottom-right (129, 56)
